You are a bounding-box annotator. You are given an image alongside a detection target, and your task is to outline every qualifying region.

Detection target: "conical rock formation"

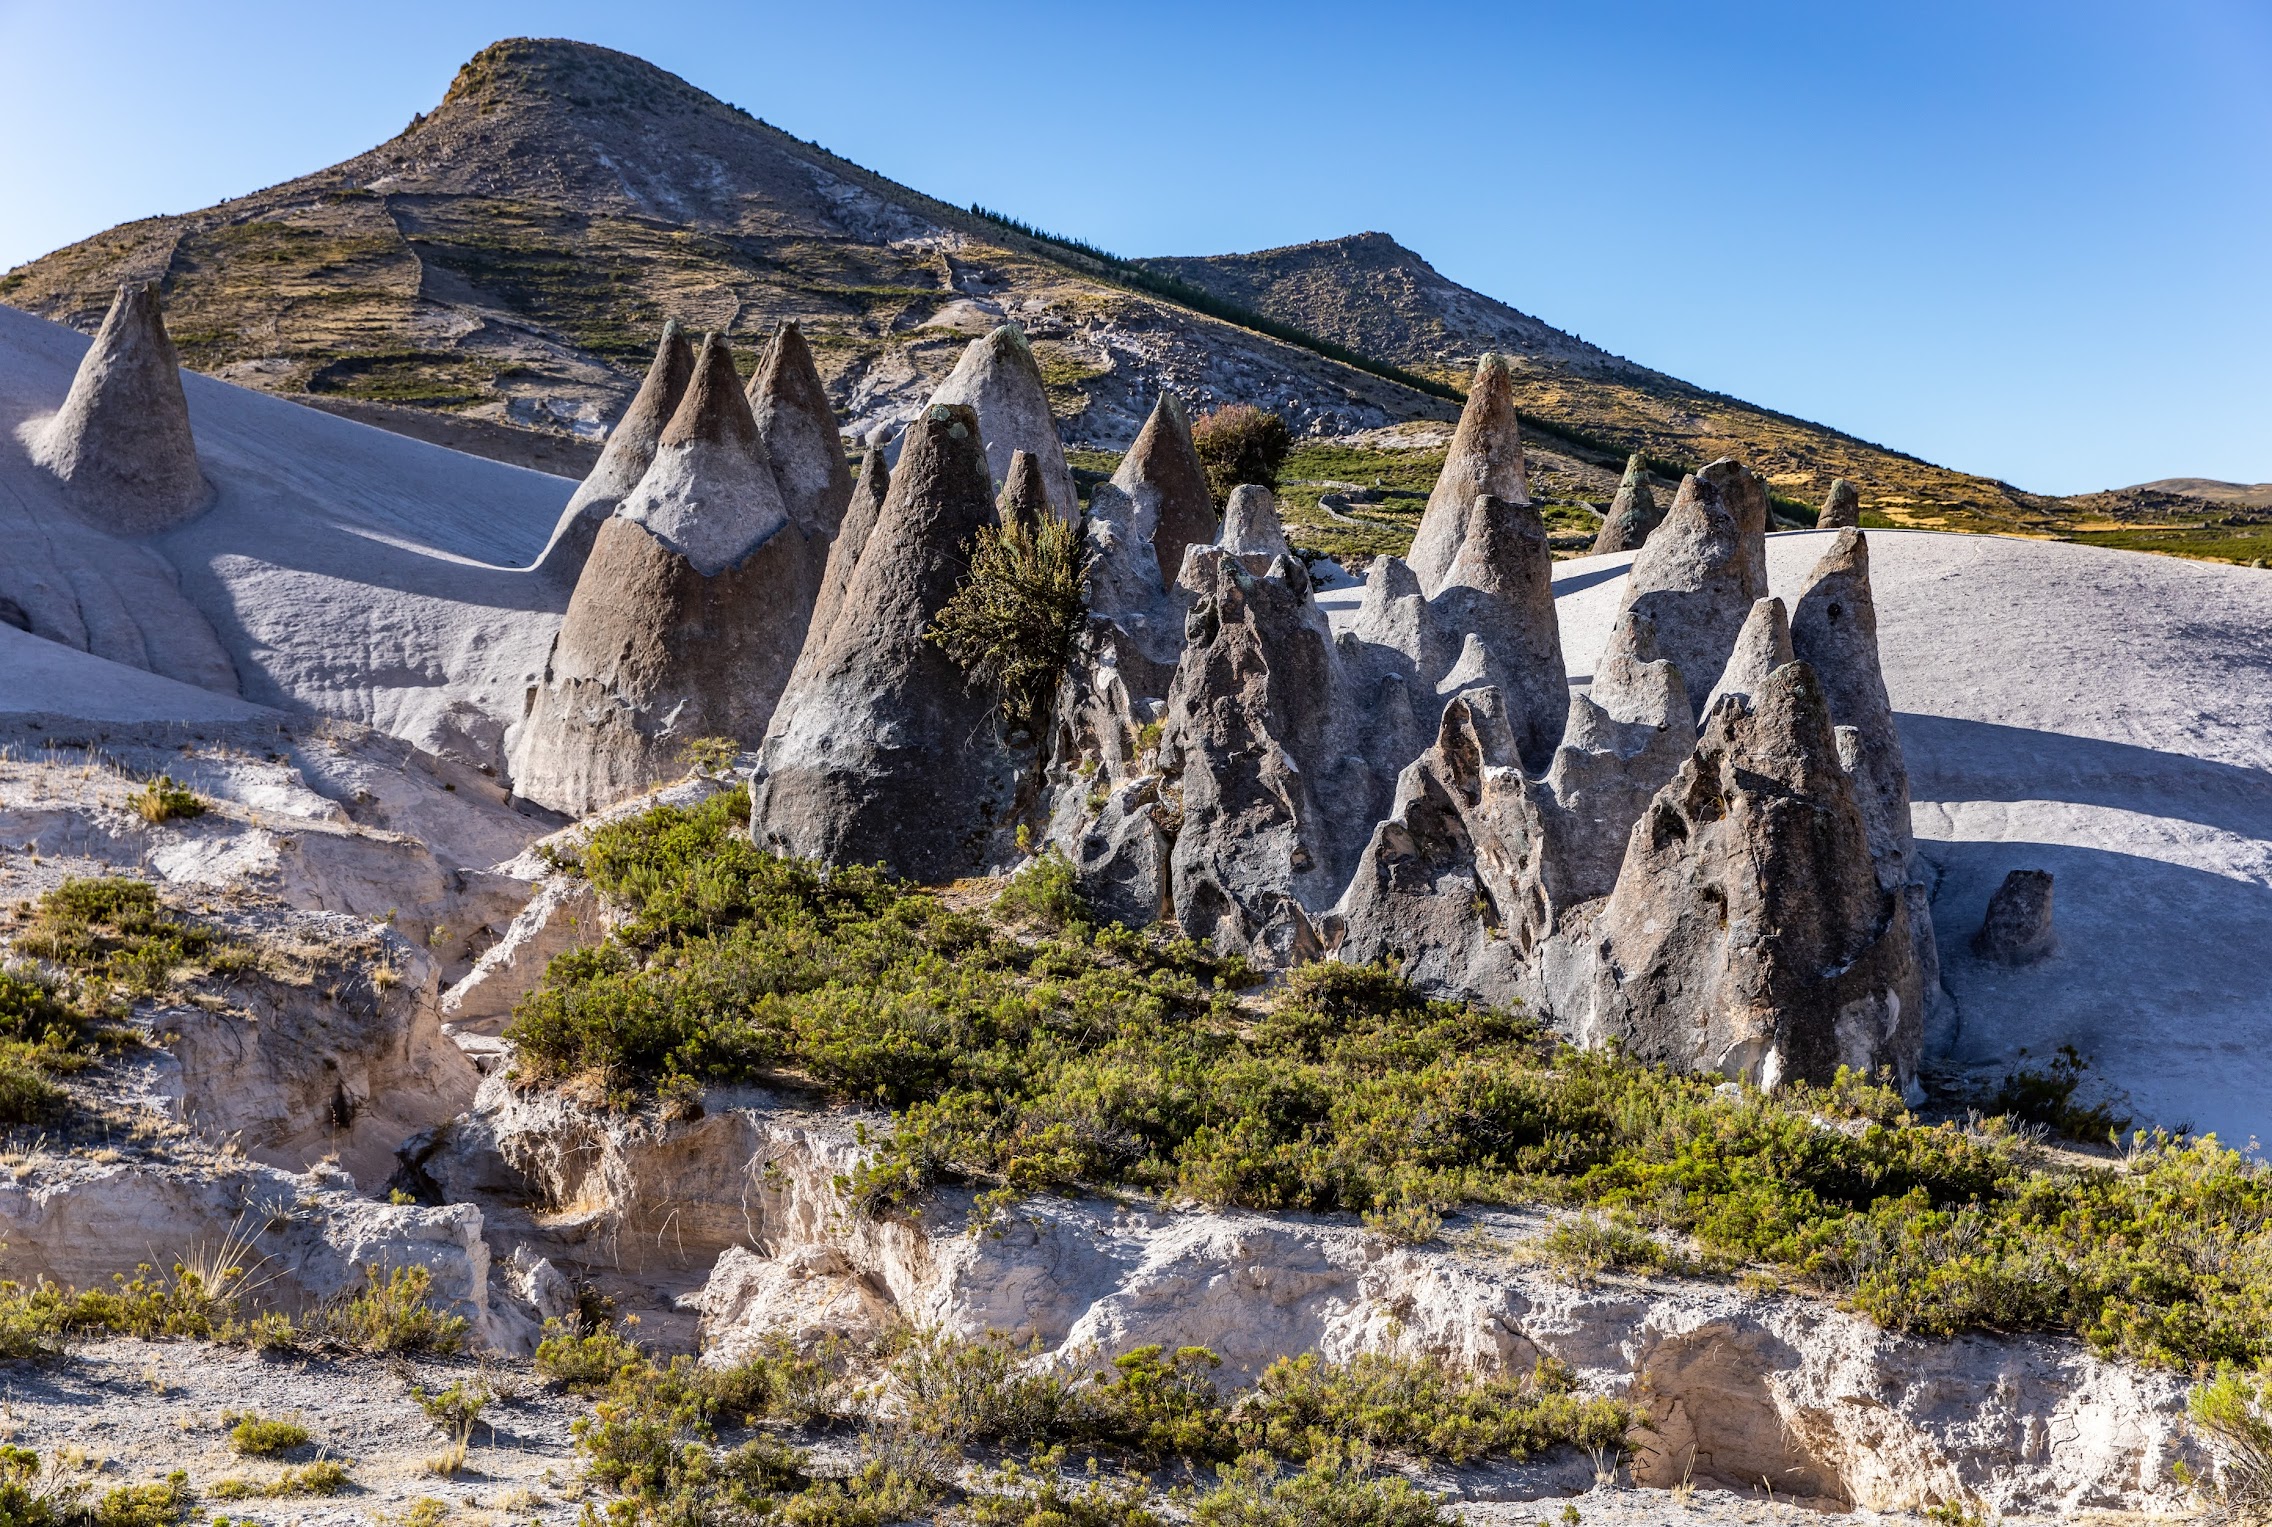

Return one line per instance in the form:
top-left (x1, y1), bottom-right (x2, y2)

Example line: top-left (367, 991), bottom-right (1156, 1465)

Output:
top-left (1581, 661), bottom-right (1923, 1093)
top-left (617, 333), bottom-right (791, 574)
top-left (536, 321), bottom-right (693, 580)
top-left (1541, 612), bottom-right (1697, 903)
top-left (1609, 469), bottom-right (1755, 719)
top-left (1113, 395), bottom-right (1215, 583)
top-left (1703, 598), bottom-right (1795, 716)
top-left (1430, 494), bottom-right (1566, 773)
top-left (1818, 478), bottom-right (1861, 530)
top-left (747, 321), bottom-right (853, 538)
top-left (1698, 457), bottom-right (1771, 604)
top-left (1220, 484), bottom-right (1291, 571)
top-left (1408, 353), bottom-right (1528, 592)
top-left (510, 333), bottom-right (823, 815)
top-left (750, 403), bottom-right (1019, 881)
top-left (27, 282), bottom-right (210, 533)
top-left (1591, 454), bottom-right (1663, 555)
top-left (1332, 688), bottom-right (1534, 1003)
top-left (1789, 529), bottom-right (1945, 1033)
top-left (998, 449), bottom-right (1051, 530)
top-left (928, 323), bottom-right (1076, 522)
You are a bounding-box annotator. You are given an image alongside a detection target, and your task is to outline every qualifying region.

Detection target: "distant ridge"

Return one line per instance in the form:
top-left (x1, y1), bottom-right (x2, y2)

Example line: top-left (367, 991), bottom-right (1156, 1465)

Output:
top-left (2, 36), bottom-right (2259, 558)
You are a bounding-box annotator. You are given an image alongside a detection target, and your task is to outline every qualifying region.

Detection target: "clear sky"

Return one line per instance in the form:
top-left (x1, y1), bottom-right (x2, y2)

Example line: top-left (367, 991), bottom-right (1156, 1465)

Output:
top-left (1, 0), bottom-right (2264, 496)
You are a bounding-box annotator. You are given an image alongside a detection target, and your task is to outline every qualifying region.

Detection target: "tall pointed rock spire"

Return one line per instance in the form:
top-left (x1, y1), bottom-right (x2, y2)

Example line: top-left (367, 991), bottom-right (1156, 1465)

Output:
top-left (618, 332), bottom-right (789, 575)
top-left (1818, 478), bottom-right (1861, 530)
top-left (1409, 353), bottom-right (1528, 592)
top-left (750, 403), bottom-right (1019, 881)
top-left (998, 449), bottom-right (1051, 531)
top-left (746, 320), bottom-right (853, 538)
top-left (1111, 394), bottom-right (1215, 583)
top-left (30, 282), bottom-right (209, 533)
top-left (927, 323), bottom-right (1077, 522)
top-left (1609, 469), bottom-right (1754, 719)
top-left (536, 320), bottom-right (694, 580)
top-left (509, 331), bottom-right (822, 816)
top-left (1591, 453), bottom-right (1663, 556)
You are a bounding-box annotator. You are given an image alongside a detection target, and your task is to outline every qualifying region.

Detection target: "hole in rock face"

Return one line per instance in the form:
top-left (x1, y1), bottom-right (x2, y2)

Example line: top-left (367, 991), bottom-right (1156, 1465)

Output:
top-left (1629, 1327), bottom-right (1847, 1506)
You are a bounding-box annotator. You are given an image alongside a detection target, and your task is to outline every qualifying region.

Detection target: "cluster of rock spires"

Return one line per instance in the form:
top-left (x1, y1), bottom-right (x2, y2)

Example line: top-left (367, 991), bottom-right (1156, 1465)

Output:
top-left (515, 322), bottom-right (1935, 1090)
top-left (514, 318), bottom-right (1095, 824)
top-left (1022, 354), bottom-right (1944, 1099)
top-left (20, 287), bottom-right (1929, 1094)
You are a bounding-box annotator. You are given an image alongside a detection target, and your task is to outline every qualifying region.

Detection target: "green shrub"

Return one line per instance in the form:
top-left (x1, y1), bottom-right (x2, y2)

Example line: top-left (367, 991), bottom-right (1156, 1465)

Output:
top-left (1536, 1212), bottom-right (1691, 1282)
top-left (207, 1461), bottom-right (350, 1500)
top-left (295, 1265), bottom-right (467, 1356)
top-left (1237, 1353), bottom-right (1631, 1465)
top-left (13, 878), bottom-right (251, 999)
top-left (2187, 1361), bottom-right (2272, 1519)
top-left (225, 1413), bottom-right (308, 1456)
top-left (415, 1380), bottom-right (489, 1443)
top-left (90, 1473), bottom-right (191, 1527)
top-left (1986, 1045), bottom-right (2132, 1142)
top-left (927, 514), bottom-right (1088, 741)
top-left (968, 1448), bottom-right (1162, 1527)
top-left (1067, 1345), bottom-right (1227, 1460)
top-left (535, 1319), bottom-right (647, 1392)
top-left (891, 1328), bottom-right (1066, 1447)
top-left (127, 778), bottom-right (205, 825)
top-left (1191, 406), bottom-right (1292, 506)
top-left (1191, 1451), bottom-right (1448, 1527)
top-left (992, 851), bottom-right (1087, 934)
top-left (777, 1460), bottom-right (935, 1527)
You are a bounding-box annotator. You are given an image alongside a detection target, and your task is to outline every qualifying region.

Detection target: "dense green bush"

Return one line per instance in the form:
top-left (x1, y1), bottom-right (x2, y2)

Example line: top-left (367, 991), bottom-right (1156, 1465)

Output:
top-left (928, 515), bottom-right (1089, 742)
top-left (509, 795), bottom-right (2272, 1372)
top-left (1191, 405), bottom-right (1292, 506)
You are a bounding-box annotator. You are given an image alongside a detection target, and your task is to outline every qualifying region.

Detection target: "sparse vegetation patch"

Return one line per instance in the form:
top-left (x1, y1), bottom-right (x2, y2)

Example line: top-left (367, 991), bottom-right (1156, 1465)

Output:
top-left (510, 794), bottom-right (2272, 1372)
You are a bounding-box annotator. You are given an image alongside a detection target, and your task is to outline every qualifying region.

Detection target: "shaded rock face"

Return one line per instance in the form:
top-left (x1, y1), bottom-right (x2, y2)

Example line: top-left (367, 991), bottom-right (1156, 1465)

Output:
top-left (618, 332), bottom-right (791, 575)
top-left (510, 513), bottom-right (822, 815)
top-left (1974, 870), bottom-right (2056, 965)
top-left (1220, 483), bottom-right (1290, 570)
top-left (1112, 394), bottom-right (1215, 585)
top-left (1698, 456), bottom-right (1771, 606)
top-left (1787, 529), bottom-right (1945, 1033)
top-left (1160, 548), bottom-right (1362, 962)
top-left (1541, 613), bottom-right (1697, 903)
top-left (1703, 597), bottom-right (1794, 714)
top-left (746, 321), bottom-right (853, 539)
top-left (751, 403), bottom-right (1018, 882)
top-left (1430, 494), bottom-right (1566, 773)
top-left (1408, 353), bottom-right (1529, 592)
top-left (928, 323), bottom-right (1077, 522)
top-left (1611, 469), bottom-right (1756, 719)
top-left (1331, 689), bottom-right (1532, 1003)
top-left (536, 320), bottom-right (693, 580)
top-left (1583, 662), bottom-right (1922, 1092)
top-left (510, 332), bottom-right (825, 816)
top-left (1591, 453), bottom-right (1663, 555)
top-left (793, 445), bottom-right (890, 694)
top-left (1819, 477), bottom-right (1862, 530)
top-left (998, 449), bottom-right (1051, 530)
top-left (25, 282), bottom-right (210, 533)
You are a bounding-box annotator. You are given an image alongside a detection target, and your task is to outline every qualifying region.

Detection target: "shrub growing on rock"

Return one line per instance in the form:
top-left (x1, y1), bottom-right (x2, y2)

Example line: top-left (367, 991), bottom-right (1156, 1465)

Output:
top-left (1191, 405), bottom-right (1292, 507)
top-left (927, 514), bottom-right (1088, 741)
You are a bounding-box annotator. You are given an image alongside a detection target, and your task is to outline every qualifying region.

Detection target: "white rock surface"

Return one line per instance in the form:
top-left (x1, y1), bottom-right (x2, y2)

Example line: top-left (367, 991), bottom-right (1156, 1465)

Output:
top-left (431, 1082), bottom-right (2199, 1515)
top-left (0, 303), bottom-right (573, 770)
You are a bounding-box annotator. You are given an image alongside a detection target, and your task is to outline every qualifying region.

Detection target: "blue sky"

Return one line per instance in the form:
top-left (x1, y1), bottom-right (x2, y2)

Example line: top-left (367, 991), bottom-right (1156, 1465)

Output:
top-left (1, 0), bottom-right (2265, 495)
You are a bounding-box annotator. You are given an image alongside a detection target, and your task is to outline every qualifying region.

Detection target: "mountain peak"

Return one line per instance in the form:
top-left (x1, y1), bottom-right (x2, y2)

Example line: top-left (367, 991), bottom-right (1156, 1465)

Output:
top-left (437, 38), bottom-right (717, 119)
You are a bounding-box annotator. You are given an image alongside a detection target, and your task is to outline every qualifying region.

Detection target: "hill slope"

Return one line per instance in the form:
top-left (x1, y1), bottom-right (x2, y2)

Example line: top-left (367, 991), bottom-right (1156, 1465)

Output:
top-left (4, 36), bottom-right (2262, 562)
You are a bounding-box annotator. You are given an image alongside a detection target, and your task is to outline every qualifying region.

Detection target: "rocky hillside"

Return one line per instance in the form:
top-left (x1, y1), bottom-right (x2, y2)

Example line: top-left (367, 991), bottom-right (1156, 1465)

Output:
top-left (0, 38), bottom-right (1440, 458)
top-left (4, 36), bottom-right (2264, 561)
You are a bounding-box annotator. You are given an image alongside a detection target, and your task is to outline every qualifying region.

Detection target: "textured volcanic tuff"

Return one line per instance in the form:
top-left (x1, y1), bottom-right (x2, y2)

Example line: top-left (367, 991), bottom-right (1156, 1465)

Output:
top-left (510, 331), bottom-right (824, 815)
top-left (25, 282), bottom-right (210, 533)
top-left (750, 402), bottom-right (1019, 881)
top-left (535, 319), bottom-right (692, 581)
